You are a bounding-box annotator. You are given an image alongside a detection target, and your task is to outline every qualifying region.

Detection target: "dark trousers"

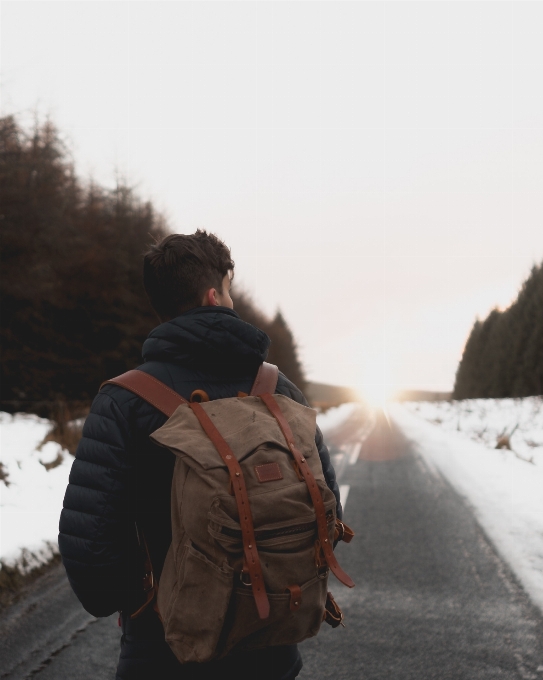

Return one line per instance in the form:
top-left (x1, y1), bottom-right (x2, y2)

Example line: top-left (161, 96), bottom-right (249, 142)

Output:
top-left (116, 610), bottom-right (303, 680)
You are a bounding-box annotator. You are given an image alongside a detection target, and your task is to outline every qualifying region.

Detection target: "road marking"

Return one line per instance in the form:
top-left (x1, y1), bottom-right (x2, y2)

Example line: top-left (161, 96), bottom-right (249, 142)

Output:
top-left (339, 484), bottom-right (350, 508)
top-left (349, 442), bottom-right (362, 464)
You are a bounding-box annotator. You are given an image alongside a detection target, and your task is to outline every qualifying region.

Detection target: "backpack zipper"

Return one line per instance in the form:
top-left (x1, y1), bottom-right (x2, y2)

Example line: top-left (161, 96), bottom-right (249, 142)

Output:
top-left (220, 511), bottom-right (334, 542)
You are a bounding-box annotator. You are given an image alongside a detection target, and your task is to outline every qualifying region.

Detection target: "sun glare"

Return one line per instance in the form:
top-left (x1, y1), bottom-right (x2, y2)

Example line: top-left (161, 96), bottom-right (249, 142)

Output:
top-left (357, 382), bottom-right (394, 409)
top-left (355, 361), bottom-right (396, 409)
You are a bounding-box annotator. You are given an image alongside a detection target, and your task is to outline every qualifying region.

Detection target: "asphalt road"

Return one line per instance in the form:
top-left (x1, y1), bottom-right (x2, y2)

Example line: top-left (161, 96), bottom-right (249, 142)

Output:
top-left (299, 409), bottom-right (543, 680)
top-left (0, 564), bottom-right (118, 680)
top-left (1, 407), bottom-right (542, 679)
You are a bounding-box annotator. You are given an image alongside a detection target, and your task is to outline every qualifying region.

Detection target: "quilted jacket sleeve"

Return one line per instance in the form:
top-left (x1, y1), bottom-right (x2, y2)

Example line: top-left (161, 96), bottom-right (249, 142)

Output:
top-left (276, 373), bottom-right (343, 520)
top-left (58, 389), bottom-right (135, 617)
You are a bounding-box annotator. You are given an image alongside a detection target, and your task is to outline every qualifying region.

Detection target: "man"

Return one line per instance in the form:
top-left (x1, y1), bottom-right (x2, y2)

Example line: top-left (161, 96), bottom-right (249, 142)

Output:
top-left (59, 230), bottom-right (341, 680)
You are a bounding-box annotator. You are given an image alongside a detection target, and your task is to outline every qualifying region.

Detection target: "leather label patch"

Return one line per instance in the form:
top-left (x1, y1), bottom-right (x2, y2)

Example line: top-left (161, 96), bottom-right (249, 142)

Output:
top-left (254, 462), bottom-right (283, 483)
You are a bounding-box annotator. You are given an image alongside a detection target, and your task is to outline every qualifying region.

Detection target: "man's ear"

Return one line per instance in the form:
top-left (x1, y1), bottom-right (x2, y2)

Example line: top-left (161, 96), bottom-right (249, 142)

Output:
top-left (203, 288), bottom-right (219, 306)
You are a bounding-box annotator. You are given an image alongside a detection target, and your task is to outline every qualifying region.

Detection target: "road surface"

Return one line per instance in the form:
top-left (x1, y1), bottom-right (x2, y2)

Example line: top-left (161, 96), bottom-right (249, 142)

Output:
top-left (299, 408), bottom-right (543, 679)
top-left (1, 407), bottom-right (542, 679)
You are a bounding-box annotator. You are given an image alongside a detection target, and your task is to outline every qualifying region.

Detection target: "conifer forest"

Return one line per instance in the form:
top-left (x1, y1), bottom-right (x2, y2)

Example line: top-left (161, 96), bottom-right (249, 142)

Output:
top-left (453, 262), bottom-right (543, 399)
top-left (0, 116), bottom-right (305, 417)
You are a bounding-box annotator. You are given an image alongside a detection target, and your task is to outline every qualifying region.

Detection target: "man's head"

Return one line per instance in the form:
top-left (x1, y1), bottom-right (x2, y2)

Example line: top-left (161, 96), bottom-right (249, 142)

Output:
top-left (143, 230), bottom-right (234, 321)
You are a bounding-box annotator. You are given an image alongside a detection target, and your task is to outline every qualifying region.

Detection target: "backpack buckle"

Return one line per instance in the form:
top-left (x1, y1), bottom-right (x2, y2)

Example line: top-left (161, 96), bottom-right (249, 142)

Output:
top-left (334, 520), bottom-right (345, 542)
top-left (323, 591), bottom-right (345, 628)
top-left (317, 566), bottom-right (329, 579)
top-left (334, 519), bottom-right (355, 544)
top-left (143, 571), bottom-right (154, 593)
top-left (240, 569), bottom-right (252, 586)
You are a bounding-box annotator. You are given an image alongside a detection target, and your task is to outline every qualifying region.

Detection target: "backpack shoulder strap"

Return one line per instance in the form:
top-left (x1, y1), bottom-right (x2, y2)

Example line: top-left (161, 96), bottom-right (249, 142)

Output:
top-left (100, 369), bottom-right (186, 619)
top-left (260, 393), bottom-right (355, 589)
top-left (101, 361), bottom-right (278, 416)
top-left (250, 362), bottom-right (279, 396)
top-left (101, 370), bottom-right (188, 417)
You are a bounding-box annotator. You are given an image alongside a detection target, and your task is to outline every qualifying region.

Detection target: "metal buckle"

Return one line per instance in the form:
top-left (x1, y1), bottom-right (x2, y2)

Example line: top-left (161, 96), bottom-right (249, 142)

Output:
top-left (317, 566), bottom-right (329, 580)
top-left (142, 572), bottom-right (154, 592)
top-left (240, 570), bottom-right (252, 586)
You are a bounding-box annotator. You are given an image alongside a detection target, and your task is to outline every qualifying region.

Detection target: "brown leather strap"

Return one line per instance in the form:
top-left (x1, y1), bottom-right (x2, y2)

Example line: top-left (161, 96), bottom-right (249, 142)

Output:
top-left (130, 527), bottom-right (159, 620)
top-left (334, 519), bottom-right (355, 544)
top-left (323, 591), bottom-right (345, 628)
top-left (286, 584), bottom-right (302, 611)
top-left (101, 370), bottom-right (188, 417)
top-left (189, 402), bottom-right (270, 620)
top-left (102, 364), bottom-right (277, 414)
top-left (250, 362), bottom-right (279, 396)
top-left (260, 393), bottom-right (355, 589)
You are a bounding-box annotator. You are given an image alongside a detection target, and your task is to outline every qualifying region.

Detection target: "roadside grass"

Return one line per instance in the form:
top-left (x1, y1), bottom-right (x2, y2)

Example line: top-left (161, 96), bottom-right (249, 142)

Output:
top-left (39, 401), bottom-right (87, 458)
top-left (37, 416), bottom-right (85, 470)
top-left (0, 544), bottom-right (62, 612)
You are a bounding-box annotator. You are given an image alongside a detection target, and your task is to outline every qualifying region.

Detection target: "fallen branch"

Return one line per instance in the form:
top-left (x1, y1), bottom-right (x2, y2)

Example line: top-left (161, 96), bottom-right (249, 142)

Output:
top-left (512, 450), bottom-right (535, 465)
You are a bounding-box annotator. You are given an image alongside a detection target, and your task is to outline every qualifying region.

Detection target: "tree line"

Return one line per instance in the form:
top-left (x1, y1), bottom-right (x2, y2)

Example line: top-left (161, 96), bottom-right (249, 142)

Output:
top-left (453, 261), bottom-right (543, 399)
top-left (0, 116), bottom-right (305, 417)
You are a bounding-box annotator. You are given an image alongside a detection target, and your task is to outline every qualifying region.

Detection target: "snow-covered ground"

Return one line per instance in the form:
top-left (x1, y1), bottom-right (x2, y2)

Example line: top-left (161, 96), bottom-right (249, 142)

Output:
top-left (400, 398), bottom-right (543, 465)
top-left (390, 398), bottom-right (543, 615)
top-left (3, 395), bottom-right (541, 618)
top-left (0, 413), bottom-right (71, 570)
top-left (0, 402), bottom-right (358, 572)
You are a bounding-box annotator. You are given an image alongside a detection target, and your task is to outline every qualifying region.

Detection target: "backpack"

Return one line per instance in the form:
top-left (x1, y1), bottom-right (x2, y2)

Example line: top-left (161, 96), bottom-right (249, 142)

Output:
top-left (102, 362), bottom-right (354, 664)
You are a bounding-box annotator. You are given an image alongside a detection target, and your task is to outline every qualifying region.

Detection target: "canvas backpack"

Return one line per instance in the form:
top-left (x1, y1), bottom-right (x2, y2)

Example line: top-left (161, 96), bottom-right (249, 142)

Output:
top-left (102, 362), bottom-right (354, 664)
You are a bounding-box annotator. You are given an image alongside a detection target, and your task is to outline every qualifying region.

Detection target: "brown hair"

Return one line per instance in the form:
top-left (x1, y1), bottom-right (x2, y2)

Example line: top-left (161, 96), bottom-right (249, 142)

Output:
top-left (143, 230), bottom-right (234, 320)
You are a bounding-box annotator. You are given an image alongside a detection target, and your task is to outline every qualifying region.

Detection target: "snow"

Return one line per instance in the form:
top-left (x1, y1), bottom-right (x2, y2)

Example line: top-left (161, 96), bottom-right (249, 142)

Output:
top-left (400, 397), bottom-right (543, 466)
top-left (316, 402), bottom-right (358, 434)
top-left (5, 394), bottom-right (540, 617)
top-left (0, 401), bottom-right (358, 571)
top-left (0, 412), bottom-right (72, 571)
top-left (390, 399), bottom-right (543, 615)
top-left (0, 400), bottom-right (357, 572)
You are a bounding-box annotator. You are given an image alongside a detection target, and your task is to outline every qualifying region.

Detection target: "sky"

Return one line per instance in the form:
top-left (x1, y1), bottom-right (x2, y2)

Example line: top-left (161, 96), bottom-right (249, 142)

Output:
top-left (1, 1), bottom-right (542, 401)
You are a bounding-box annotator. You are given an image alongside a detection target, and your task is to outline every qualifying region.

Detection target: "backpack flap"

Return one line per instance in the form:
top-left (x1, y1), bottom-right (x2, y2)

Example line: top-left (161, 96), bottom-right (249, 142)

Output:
top-left (150, 395), bottom-right (317, 472)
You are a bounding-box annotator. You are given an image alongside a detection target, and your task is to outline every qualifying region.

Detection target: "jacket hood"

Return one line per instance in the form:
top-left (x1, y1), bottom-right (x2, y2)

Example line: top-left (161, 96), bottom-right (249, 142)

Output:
top-left (142, 306), bottom-right (270, 374)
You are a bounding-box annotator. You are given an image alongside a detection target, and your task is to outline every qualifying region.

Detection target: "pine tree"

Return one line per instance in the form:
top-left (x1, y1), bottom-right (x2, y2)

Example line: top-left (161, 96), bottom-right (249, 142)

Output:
top-left (0, 116), bottom-right (166, 412)
top-left (512, 264), bottom-right (543, 396)
top-left (266, 311), bottom-right (306, 393)
top-left (1, 115), bottom-right (307, 414)
top-left (453, 261), bottom-right (543, 399)
top-left (233, 292), bottom-right (306, 392)
top-left (454, 319), bottom-right (482, 399)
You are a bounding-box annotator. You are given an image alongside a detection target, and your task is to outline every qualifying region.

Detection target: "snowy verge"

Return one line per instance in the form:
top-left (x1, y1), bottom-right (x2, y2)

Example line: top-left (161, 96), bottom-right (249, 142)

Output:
top-left (316, 402), bottom-right (358, 434)
top-left (0, 413), bottom-right (72, 570)
top-left (401, 397), bottom-right (543, 465)
top-left (0, 402), bottom-right (358, 571)
top-left (389, 402), bottom-right (543, 615)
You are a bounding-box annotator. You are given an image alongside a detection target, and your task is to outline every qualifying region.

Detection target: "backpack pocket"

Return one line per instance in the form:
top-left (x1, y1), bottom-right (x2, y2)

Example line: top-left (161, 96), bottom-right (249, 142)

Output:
top-left (163, 543), bottom-right (234, 664)
top-left (220, 573), bottom-right (328, 657)
top-left (208, 493), bottom-right (337, 593)
top-left (208, 492), bottom-right (337, 561)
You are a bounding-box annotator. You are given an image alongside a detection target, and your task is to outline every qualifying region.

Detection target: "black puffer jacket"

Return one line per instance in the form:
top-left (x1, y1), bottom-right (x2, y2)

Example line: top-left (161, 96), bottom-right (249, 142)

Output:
top-left (59, 307), bottom-right (341, 680)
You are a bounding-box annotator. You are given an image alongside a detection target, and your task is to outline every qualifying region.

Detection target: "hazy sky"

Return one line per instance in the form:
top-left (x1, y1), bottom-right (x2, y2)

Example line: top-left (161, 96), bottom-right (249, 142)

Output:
top-left (2, 1), bottom-right (542, 400)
